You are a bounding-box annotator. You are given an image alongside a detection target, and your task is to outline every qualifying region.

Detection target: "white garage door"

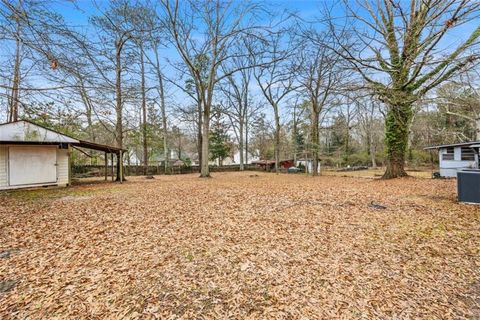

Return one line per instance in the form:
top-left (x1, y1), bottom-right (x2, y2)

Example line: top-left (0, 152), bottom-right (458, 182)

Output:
top-left (9, 146), bottom-right (57, 186)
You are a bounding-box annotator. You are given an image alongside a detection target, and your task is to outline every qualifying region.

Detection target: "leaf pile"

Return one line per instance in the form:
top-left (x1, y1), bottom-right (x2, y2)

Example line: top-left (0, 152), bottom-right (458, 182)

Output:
top-left (0, 173), bottom-right (479, 319)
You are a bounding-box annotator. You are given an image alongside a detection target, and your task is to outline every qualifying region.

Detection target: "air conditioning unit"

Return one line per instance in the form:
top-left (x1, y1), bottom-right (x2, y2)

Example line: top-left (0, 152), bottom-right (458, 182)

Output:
top-left (457, 169), bottom-right (480, 204)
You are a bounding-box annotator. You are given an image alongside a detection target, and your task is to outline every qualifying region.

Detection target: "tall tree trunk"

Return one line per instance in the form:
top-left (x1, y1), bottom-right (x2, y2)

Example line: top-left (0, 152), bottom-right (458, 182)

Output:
top-left (311, 109), bottom-right (320, 176)
top-left (200, 103), bottom-right (210, 177)
top-left (115, 42), bottom-right (124, 181)
top-left (9, 8), bottom-right (21, 123)
top-left (79, 83), bottom-right (96, 164)
top-left (245, 115), bottom-right (249, 165)
top-left (475, 117), bottom-right (480, 140)
top-left (382, 103), bottom-right (413, 179)
top-left (197, 100), bottom-right (203, 170)
top-left (273, 104), bottom-right (280, 174)
top-left (370, 142), bottom-right (377, 169)
top-left (153, 45), bottom-right (169, 173)
top-left (239, 120), bottom-right (244, 171)
top-left (345, 125), bottom-right (350, 163)
top-left (292, 107), bottom-right (298, 165)
top-left (86, 92), bottom-right (95, 164)
top-left (140, 43), bottom-right (148, 175)
top-left (177, 138), bottom-right (182, 160)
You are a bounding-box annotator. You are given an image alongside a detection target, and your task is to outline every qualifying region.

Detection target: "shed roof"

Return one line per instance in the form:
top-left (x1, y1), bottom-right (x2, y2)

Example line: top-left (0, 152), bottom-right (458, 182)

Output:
top-left (0, 120), bottom-right (125, 153)
top-left (424, 141), bottom-right (480, 150)
top-left (0, 120), bottom-right (79, 143)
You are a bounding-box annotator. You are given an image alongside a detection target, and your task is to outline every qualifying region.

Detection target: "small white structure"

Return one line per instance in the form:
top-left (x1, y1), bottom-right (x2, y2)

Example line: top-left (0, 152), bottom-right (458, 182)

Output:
top-left (210, 150), bottom-right (260, 166)
top-left (297, 159), bottom-right (321, 174)
top-left (0, 120), bottom-right (124, 190)
top-left (425, 141), bottom-right (479, 177)
top-left (232, 150), bottom-right (260, 164)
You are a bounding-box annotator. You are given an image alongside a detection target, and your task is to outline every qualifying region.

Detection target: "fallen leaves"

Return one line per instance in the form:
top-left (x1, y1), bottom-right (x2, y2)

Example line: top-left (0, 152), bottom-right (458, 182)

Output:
top-left (0, 172), bottom-right (479, 319)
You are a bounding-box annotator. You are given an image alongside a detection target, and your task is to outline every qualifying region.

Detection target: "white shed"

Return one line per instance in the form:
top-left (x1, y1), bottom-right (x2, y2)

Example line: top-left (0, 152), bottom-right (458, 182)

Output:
top-left (296, 159), bottom-right (321, 174)
top-left (425, 141), bottom-right (480, 177)
top-left (0, 120), bottom-right (125, 190)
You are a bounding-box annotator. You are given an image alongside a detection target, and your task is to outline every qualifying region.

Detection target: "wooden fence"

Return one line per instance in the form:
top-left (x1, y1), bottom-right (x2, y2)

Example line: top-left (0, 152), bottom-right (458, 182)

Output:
top-left (72, 164), bottom-right (263, 178)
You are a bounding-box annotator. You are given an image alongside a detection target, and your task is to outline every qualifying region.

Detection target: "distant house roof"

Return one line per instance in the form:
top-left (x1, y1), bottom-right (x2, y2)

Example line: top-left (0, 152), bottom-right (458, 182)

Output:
top-left (0, 120), bottom-right (125, 153)
top-left (424, 141), bottom-right (480, 150)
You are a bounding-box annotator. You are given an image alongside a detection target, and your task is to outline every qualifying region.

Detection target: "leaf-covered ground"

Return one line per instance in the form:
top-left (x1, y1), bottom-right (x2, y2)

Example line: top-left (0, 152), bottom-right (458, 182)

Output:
top-left (0, 172), bottom-right (479, 319)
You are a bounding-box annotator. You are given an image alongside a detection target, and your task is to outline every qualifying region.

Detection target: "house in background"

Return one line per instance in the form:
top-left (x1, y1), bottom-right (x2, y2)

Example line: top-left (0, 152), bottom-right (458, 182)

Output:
top-left (425, 141), bottom-right (480, 177)
top-left (232, 150), bottom-right (260, 165)
top-left (251, 159), bottom-right (294, 171)
top-left (0, 120), bottom-right (124, 190)
top-left (297, 158), bottom-right (321, 174)
top-left (211, 149), bottom-right (260, 166)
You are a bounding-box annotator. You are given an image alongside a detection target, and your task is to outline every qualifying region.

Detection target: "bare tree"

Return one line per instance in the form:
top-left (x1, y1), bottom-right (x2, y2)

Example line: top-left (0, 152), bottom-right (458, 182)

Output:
top-left (253, 31), bottom-right (298, 173)
top-left (219, 47), bottom-right (254, 170)
top-left (331, 0), bottom-right (480, 178)
top-left (159, 0), bottom-right (263, 177)
top-left (6, 0), bottom-right (21, 122)
top-left (296, 29), bottom-right (341, 175)
top-left (338, 95), bottom-right (359, 163)
top-left (357, 95), bottom-right (383, 168)
top-left (440, 70), bottom-right (480, 140)
top-left (0, 0), bottom-right (78, 122)
top-left (90, 1), bottom-right (143, 180)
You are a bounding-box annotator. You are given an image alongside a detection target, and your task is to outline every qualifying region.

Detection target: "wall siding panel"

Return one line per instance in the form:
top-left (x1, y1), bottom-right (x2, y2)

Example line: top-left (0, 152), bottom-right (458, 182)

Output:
top-left (0, 146), bottom-right (7, 187)
top-left (57, 148), bottom-right (69, 185)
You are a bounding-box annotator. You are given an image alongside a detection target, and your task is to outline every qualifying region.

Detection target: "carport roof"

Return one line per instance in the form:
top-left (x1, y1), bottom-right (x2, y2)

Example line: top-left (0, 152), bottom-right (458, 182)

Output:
top-left (0, 120), bottom-right (125, 153)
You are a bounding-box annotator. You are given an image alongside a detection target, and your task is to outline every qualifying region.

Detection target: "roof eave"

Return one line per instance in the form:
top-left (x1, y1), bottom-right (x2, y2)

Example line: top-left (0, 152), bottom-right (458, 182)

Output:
top-left (424, 141), bottom-right (480, 150)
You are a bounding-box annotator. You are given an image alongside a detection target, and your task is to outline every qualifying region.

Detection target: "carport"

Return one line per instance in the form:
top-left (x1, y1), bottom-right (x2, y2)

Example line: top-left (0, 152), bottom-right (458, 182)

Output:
top-left (0, 120), bottom-right (125, 190)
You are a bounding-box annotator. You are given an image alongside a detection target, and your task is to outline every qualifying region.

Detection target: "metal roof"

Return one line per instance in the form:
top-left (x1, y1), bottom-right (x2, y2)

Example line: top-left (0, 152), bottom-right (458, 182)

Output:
top-left (0, 120), bottom-right (79, 143)
top-left (0, 120), bottom-right (125, 153)
top-left (424, 141), bottom-right (480, 150)
top-left (75, 140), bottom-right (125, 153)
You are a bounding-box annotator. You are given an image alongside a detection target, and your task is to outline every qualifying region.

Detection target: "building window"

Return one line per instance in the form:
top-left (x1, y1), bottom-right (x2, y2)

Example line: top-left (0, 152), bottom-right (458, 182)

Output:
top-left (461, 147), bottom-right (475, 161)
top-left (442, 147), bottom-right (454, 161)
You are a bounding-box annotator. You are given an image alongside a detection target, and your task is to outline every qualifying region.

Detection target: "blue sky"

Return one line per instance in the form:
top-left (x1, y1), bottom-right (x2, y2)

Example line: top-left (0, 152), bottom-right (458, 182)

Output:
top-left (2, 1), bottom-right (479, 125)
top-left (55, 0), bottom-right (334, 123)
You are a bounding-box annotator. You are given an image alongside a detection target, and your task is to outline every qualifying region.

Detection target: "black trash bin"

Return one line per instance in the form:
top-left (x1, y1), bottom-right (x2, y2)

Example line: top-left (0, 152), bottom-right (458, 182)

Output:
top-left (457, 169), bottom-right (480, 204)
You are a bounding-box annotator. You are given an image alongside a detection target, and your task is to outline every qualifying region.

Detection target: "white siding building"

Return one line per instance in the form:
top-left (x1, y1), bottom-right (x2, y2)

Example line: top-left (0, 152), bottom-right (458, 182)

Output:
top-left (425, 141), bottom-right (479, 177)
top-left (0, 120), bottom-right (124, 190)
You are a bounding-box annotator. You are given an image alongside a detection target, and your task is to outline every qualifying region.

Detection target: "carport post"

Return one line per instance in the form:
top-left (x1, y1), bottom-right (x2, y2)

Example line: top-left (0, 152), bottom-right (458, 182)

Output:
top-left (104, 152), bottom-right (108, 181)
top-left (119, 150), bottom-right (123, 183)
top-left (111, 153), bottom-right (114, 182)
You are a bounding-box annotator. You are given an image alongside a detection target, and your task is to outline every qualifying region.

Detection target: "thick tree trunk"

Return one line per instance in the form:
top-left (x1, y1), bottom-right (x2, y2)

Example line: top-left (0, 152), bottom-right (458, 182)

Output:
top-left (140, 44), bottom-right (148, 175)
top-left (382, 104), bottom-right (413, 179)
top-left (200, 105), bottom-right (210, 177)
top-left (311, 109), bottom-right (320, 176)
